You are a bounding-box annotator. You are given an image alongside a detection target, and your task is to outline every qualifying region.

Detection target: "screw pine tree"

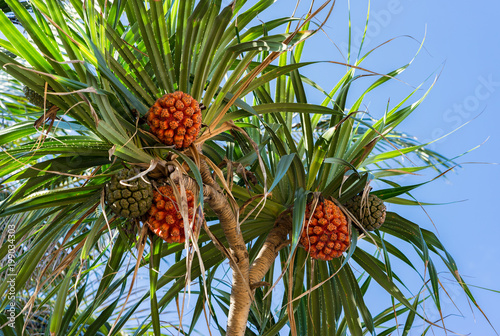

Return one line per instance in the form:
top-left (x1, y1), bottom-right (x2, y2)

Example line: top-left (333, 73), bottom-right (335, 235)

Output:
top-left (0, 1), bottom-right (493, 335)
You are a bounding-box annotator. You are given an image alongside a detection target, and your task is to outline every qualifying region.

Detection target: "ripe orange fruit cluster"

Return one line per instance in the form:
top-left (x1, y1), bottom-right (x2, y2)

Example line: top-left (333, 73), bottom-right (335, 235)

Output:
top-left (300, 199), bottom-right (350, 261)
top-left (147, 185), bottom-right (196, 243)
top-left (147, 91), bottom-right (202, 149)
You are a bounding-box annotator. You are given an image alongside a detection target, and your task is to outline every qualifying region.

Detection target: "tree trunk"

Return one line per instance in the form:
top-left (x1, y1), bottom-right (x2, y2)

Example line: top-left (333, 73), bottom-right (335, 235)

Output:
top-left (226, 262), bottom-right (252, 335)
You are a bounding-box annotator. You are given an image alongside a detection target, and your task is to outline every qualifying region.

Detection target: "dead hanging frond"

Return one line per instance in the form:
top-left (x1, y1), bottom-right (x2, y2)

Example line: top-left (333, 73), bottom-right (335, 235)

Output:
top-left (146, 159), bottom-right (212, 321)
top-left (33, 104), bottom-right (59, 130)
top-left (200, 156), bottom-right (240, 217)
top-left (24, 238), bottom-right (87, 323)
top-left (200, 155), bottom-right (229, 191)
top-left (165, 166), bottom-right (243, 320)
top-left (239, 194), bottom-right (267, 215)
top-left (100, 188), bottom-right (116, 244)
top-left (236, 163), bottom-right (258, 187)
top-left (218, 158), bottom-right (234, 191)
top-left (191, 121), bottom-right (267, 231)
top-left (29, 81), bottom-right (58, 153)
top-left (200, 217), bottom-right (232, 262)
top-left (170, 174), bottom-right (211, 331)
top-left (168, 178), bottom-right (195, 278)
top-left (218, 159), bottom-right (258, 195)
top-left (187, 145), bottom-right (202, 169)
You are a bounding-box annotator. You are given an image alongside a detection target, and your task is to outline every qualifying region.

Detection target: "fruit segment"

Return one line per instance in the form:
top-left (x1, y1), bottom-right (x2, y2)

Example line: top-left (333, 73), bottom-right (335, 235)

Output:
top-left (23, 85), bottom-right (54, 109)
top-left (147, 185), bottom-right (197, 243)
top-left (106, 168), bottom-right (153, 218)
top-left (344, 194), bottom-right (386, 231)
top-left (147, 91), bottom-right (202, 149)
top-left (300, 199), bottom-right (350, 261)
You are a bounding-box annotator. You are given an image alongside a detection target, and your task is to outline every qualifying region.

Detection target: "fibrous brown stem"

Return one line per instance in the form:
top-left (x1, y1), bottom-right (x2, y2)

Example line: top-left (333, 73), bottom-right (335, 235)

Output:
top-left (249, 212), bottom-right (292, 285)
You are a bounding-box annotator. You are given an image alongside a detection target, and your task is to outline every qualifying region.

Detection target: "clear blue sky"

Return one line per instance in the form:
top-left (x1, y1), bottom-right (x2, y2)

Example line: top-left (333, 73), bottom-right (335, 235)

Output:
top-left (258, 0), bottom-right (500, 334)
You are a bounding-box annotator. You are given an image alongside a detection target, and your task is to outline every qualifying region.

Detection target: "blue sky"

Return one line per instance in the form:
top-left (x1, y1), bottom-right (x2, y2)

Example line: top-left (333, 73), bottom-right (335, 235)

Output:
top-left (260, 0), bottom-right (500, 334)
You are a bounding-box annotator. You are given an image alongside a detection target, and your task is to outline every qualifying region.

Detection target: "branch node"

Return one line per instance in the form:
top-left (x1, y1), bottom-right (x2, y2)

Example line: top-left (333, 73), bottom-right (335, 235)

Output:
top-left (276, 239), bottom-right (292, 252)
top-left (250, 281), bottom-right (271, 289)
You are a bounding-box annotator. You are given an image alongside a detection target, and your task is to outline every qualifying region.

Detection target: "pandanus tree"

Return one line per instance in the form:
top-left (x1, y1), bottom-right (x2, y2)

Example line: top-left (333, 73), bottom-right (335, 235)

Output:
top-left (0, 0), bottom-right (493, 335)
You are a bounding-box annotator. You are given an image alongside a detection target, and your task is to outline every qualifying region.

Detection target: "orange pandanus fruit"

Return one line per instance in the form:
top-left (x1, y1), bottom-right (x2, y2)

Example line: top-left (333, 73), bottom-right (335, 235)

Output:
top-left (147, 91), bottom-right (202, 149)
top-left (147, 185), bottom-right (197, 243)
top-left (300, 199), bottom-right (350, 261)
